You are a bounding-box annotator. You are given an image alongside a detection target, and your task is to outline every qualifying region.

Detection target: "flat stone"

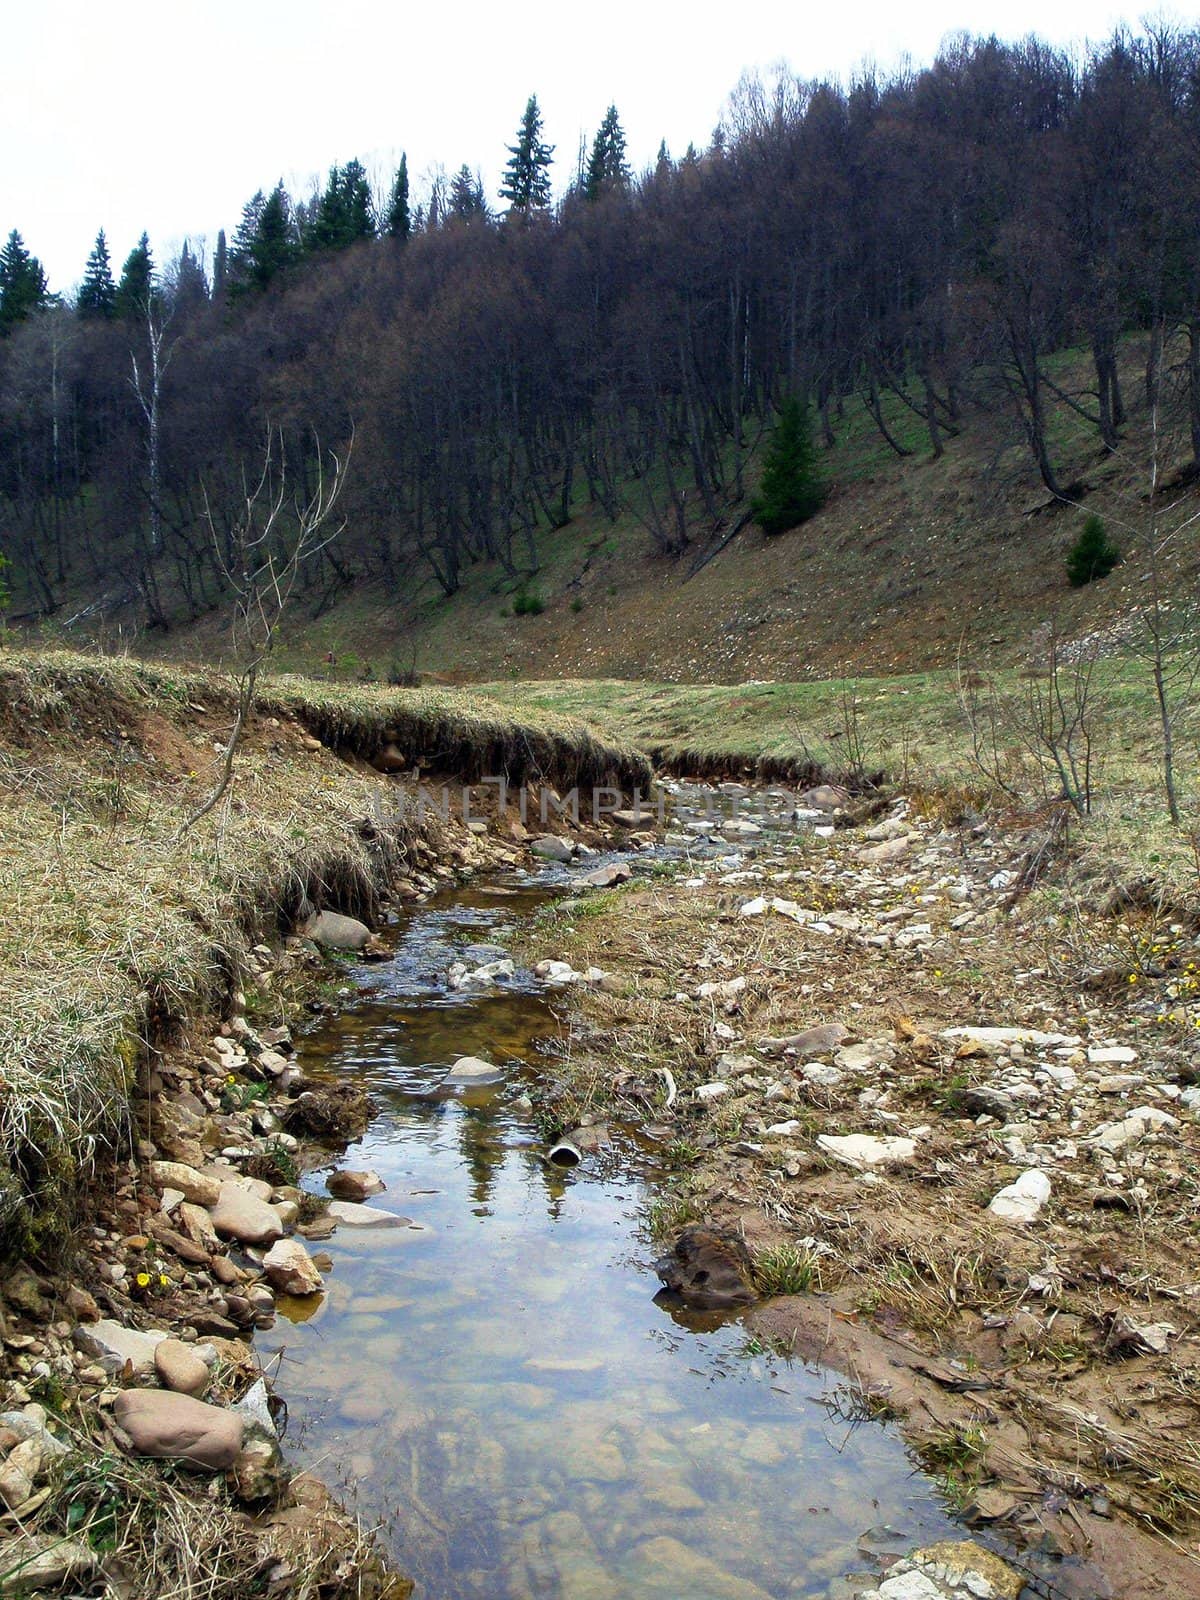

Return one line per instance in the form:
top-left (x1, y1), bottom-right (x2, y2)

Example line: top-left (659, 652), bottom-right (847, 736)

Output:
top-left (988, 1168), bottom-right (1051, 1223)
top-left (326, 1200), bottom-right (420, 1229)
top-left (72, 1319), bottom-right (167, 1378)
top-left (530, 834), bottom-right (574, 861)
top-left (1088, 1045), bottom-right (1138, 1065)
top-left (326, 1169), bottom-right (385, 1201)
top-left (0, 1535), bottom-right (97, 1593)
top-left (762, 1022), bottom-right (849, 1058)
top-left (878, 1575), bottom-right (943, 1600)
top-left (262, 1238), bottom-right (323, 1296)
top-left (154, 1338), bottom-right (210, 1397)
top-left (114, 1389), bottom-right (243, 1471)
top-left (440, 1055), bottom-right (504, 1087)
top-left (696, 1082), bottom-right (731, 1102)
top-left (1092, 1106), bottom-right (1178, 1152)
top-left (149, 1160), bottom-right (220, 1208)
top-left (583, 862), bottom-right (632, 888)
top-left (860, 835), bottom-right (913, 862)
top-left (817, 1133), bottom-right (917, 1171)
top-left (302, 910), bottom-right (370, 952)
top-left (209, 1182), bottom-right (284, 1246)
top-left (943, 1026), bottom-right (1073, 1050)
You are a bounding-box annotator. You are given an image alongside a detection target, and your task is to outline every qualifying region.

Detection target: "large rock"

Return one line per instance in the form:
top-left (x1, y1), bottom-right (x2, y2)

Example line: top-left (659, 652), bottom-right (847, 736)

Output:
top-left (903, 1540), bottom-right (1023, 1600)
top-left (326, 1168), bottom-right (385, 1201)
top-left (72, 1319), bottom-right (167, 1378)
top-left (860, 834), bottom-right (914, 862)
top-left (988, 1169), bottom-right (1051, 1223)
top-left (817, 1133), bottom-right (917, 1171)
top-left (654, 1227), bottom-right (757, 1310)
top-left (149, 1161), bottom-right (220, 1208)
top-left (530, 834), bottom-right (574, 862)
top-left (0, 1535), bottom-right (97, 1594)
top-left (262, 1238), bottom-right (323, 1296)
top-left (301, 910), bottom-right (371, 952)
top-left (798, 784), bottom-right (849, 812)
top-left (114, 1389), bottom-right (243, 1471)
top-left (440, 1056), bottom-right (504, 1088)
top-left (154, 1338), bottom-right (210, 1397)
top-left (583, 861), bottom-right (632, 888)
top-left (326, 1200), bottom-right (421, 1229)
top-left (209, 1182), bottom-right (284, 1246)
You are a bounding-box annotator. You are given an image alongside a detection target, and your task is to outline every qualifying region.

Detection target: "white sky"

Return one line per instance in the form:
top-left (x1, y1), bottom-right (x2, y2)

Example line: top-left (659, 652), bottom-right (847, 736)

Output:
top-left (3, 0), bottom-right (1139, 292)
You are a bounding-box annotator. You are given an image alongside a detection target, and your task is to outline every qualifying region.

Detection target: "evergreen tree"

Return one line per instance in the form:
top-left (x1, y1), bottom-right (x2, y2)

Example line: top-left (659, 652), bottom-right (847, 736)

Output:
top-left (0, 230), bottom-right (48, 334)
top-left (448, 165), bottom-right (489, 224)
top-left (1066, 514), bottom-right (1120, 587)
top-left (167, 241), bottom-right (208, 312)
top-left (307, 161), bottom-right (375, 252)
top-left (213, 229), bottom-right (228, 298)
top-left (384, 154), bottom-right (411, 241)
top-left (230, 185), bottom-right (298, 295)
top-left (751, 395), bottom-right (827, 535)
top-left (584, 105), bottom-right (630, 201)
top-left (499, 94), bottom-right (554, 216)
top-left (114, 231), bottom-right (154, 317)
top-left (77, 229), bottom-right (116, 319)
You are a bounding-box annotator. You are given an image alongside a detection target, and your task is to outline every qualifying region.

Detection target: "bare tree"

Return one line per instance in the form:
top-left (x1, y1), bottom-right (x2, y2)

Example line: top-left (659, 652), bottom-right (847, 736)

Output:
top-left (179, 425), bottom-right (351, 834)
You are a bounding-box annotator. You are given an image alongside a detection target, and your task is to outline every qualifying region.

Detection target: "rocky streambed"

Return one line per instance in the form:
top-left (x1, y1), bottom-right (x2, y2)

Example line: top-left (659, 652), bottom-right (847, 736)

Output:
top-left (1, 777), bottom-right (1183, 1599)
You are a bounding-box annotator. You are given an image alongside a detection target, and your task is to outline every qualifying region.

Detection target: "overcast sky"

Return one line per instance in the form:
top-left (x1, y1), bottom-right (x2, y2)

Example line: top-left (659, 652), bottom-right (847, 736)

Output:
top-left (4, 0), bottom-right (1138, 292)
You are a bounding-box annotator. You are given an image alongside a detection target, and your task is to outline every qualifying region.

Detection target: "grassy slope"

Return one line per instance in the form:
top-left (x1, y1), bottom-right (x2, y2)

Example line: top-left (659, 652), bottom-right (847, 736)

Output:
top-left (0, 649), bottom-right (647, 1255)
top-left (135, 339), bottom-right (1200, 688)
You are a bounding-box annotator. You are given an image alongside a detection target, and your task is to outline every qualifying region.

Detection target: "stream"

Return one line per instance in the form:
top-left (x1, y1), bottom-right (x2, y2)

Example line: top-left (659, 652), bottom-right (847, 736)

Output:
top-left (259, 855), bottom-right (965, 1600)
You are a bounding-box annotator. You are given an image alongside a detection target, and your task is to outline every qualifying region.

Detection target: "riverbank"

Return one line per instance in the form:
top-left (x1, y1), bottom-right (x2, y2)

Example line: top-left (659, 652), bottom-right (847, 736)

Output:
top-left (517, 787), bottom-right (1200, 1599)
top-left (0, 648), bottom-right (647, 1596)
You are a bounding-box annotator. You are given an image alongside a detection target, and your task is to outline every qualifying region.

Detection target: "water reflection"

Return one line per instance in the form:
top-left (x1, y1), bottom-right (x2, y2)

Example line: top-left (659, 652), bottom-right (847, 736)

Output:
top-left (263, 873), bottom-right (959, 1600)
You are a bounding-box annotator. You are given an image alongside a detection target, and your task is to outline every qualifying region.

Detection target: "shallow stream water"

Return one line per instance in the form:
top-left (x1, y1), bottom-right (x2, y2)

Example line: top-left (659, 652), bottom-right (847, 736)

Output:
top-left (260, 862), bottom-right (963, 1600)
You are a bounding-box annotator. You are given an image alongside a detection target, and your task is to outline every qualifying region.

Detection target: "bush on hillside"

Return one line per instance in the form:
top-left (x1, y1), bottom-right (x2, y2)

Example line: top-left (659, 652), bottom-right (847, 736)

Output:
top-left (513, 588), bottom-right (545, 615)
top-left (751, 396), bottom-right (828, 536)
top-left (1066, 514), bottom-right (1120, 587)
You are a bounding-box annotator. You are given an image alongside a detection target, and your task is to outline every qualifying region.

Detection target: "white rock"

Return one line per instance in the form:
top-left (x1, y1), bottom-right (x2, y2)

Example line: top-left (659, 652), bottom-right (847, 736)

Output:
top-left (441, 1055), bottom-right (505, 1087)
top-left (943, 1026), bottom-right (1074, 1050)
top-left (802, 1062), bottom-right (844, 1088)
top-left (696, 977), bottom-right (747, 1000)
top-left (879, 1572), bottom-right (945, 1600)
top-left (696, 1082), bottom-right (731, 1102)
top-left (326, 1200), bottom-right (424, 1229)
top-left (817, 1133), bottom-right (917, 1171)
top-left (72, 1319), bottom-right (167, 1378)
top-left (1088, 1045), bottom-right (1138, 1065)
top-left (987, 1169), bottom-right (1051, 1223)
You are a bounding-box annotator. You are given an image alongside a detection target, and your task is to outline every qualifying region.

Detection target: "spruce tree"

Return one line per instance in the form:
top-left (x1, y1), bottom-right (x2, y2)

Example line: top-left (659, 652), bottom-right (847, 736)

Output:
top-left (584, 105), bottom-right (630, 201)
top-left (1066, 514), bottom-right (1120, 587)
top-left (751, 395), bottom-right (827, 535)
top-left (500, 95), bottom-right (554, 216)
top-left (77, 229), bottom-right (116, 319)
top-left (448, 165), bottom-right (489, 223)
top-left (114, 232), bottom-right (154, 317)
top-left (230, 185), bottom-right (297, 295)
top-left (167, 241), bottom-right (208, 312)
top-left (213, 229), bottom-right (228, 298)
top-left (308, 161), bottom-right (375, 252)
top-left (0, 230), bottom-right (48, 334)
top-left (385, 154), bottom-right (411, 241)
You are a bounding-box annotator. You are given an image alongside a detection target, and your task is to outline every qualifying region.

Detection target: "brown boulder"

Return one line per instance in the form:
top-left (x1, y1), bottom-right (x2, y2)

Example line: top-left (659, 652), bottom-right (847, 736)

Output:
top-left (654, 1226), bottom-right (757, 1310)
top-left (114, 1390), bottom-right (243, 1471)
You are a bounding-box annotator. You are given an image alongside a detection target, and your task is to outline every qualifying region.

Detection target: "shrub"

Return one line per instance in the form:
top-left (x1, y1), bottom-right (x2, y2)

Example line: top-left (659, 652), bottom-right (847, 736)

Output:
top-left (752, 395), bottom-right (827, 536)
top-left (1067, 514), bottom-right (1120, 587)
top-left (570, 595), bottom-right (584, 613)
top-left (513, 588), bottom-right (545, 616)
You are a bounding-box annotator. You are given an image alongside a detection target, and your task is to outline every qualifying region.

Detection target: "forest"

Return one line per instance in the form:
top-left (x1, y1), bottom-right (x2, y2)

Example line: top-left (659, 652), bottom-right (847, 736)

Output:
top-left (2, 23), bottom-right (1200, 629)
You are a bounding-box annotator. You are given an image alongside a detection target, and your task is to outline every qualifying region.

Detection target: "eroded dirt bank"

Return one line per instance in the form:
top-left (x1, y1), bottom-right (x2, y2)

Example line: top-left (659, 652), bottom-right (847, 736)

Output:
top-left (515, 784), bottom-right (1200, 1600)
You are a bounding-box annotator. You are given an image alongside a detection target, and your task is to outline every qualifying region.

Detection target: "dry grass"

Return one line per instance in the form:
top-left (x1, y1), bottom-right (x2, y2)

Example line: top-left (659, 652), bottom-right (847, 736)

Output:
top-left (0, 647), bottom-right (648, 1259)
